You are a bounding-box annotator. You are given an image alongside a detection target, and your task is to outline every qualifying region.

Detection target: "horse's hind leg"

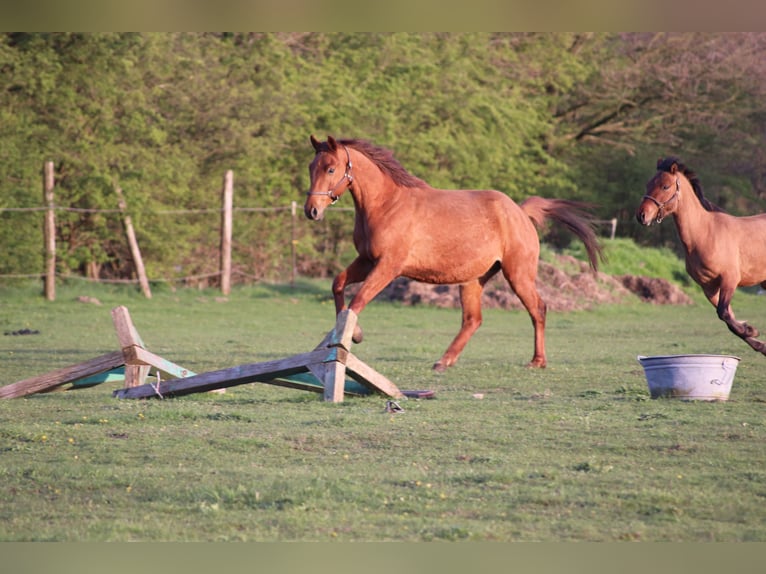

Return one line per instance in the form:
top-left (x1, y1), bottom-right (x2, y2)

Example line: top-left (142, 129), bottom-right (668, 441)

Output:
top-left (504, 268), bottom-right (547, 368)
top-left (712, 284), bottom-right (766, 354)
top-left (433, 281), bottom-right (484, 372)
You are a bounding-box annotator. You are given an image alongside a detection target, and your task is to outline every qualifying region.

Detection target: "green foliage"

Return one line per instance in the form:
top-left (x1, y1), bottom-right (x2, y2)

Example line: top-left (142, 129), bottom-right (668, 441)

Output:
top-left (550, 238), bottom-right (692, 287)
top-left (597, 238), bottom-right (691, 285)
top-left (2, 33), bottom-right (766, 283)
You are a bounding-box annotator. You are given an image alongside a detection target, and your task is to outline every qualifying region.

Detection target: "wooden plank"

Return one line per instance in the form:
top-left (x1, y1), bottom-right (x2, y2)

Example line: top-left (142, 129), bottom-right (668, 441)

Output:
top-left (71, 366), bottom-right (126, 388)
top-left (345, 353), bottom-right (404, 399)
top-left (313, 309), bottom-right (358, 351)
top-left (0, 351), bottom-right (125, 399)
top-left (112, 307), bottom-right (400, 403)
top-left (113, 348), bottom-right (340, 399)
top-left (333, 310), bottom-right (357, 350)
top-left (111, 305), bottom-right (145, 349)
top-left (111, 305), bottom-right (148, 387)
top-left (262, 373), bottom-right (370, 396)
top-left (124, 364), bottom-right (150, 388)
top-left (307, 362), bottom-right (327, 382)
top-left (323, 358), bottom-right (348, 402)
top-left (112, 306), bottom-right (193, 387)
top-left (122, 346), bottom-right (195, 379)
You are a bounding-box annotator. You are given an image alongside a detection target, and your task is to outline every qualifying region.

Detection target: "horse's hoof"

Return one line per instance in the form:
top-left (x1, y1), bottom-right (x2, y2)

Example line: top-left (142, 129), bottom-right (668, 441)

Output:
top-left (744, 323), bottom-right (760, 338)
top-left (352, 324), bottom-right (364, 344)
top-left (525, 359), bottom-right (547, 369)
top-left (432, 362), bottom-right (447, 373)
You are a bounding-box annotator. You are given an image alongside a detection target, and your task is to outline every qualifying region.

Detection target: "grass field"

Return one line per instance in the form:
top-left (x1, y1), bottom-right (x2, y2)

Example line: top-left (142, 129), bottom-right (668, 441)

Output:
top-left (1, 279), bottom-right (765, 541)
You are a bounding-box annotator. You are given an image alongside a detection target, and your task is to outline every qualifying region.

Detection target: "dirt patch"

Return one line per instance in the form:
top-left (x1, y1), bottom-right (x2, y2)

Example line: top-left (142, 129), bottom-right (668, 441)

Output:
top-left (617, 275), bottom-right (694, 305)
top-left (369, 255), bottom-right (692, 311)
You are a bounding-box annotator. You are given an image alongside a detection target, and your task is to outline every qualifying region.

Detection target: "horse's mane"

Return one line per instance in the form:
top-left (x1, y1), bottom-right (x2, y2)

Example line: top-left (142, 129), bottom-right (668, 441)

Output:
top-left (657, 157), bottom-right (725, 213)
top-left (338, 138), bottom-right (427, 189)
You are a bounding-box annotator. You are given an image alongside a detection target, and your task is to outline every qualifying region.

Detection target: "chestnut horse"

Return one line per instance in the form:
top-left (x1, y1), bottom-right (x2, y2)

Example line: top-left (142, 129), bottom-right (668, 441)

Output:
top-left (637, 157), bottom-right (766, 355)
top-left (305, 135), bottom-right (602, 371)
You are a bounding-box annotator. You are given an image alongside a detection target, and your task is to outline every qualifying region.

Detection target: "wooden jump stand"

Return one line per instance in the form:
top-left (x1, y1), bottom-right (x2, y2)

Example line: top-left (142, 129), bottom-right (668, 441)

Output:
top-left (0, 306), bottom-right (193, 399)
top-left (113, 309), bottom-right (404, 403)
top-left (0, 306), bottom-right (404, 404)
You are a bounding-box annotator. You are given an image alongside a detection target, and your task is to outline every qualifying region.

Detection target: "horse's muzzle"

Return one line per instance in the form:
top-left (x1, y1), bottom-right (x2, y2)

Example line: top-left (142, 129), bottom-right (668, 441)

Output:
top-left (636, 203), bottom-right (656, 226)
top-left (304, 204), bottom-right (323, 221)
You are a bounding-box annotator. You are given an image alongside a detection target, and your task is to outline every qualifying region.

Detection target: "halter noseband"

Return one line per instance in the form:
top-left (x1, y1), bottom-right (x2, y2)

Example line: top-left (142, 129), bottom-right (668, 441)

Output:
top-left (642, 178), bottom-right (680, 224)
top-left (306, 146), bottom-right (354, 204)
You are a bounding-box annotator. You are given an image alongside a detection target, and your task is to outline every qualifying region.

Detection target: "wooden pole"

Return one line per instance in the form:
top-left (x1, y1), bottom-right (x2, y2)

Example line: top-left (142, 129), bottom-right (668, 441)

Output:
top-left (220, 170), bottom-right (233, 295)
top-left (290, 200), bottom-right (297, 287)
top-left (0, 351), bottom-right (126, 399)
top-left (111, 305), bottom-right (149, 387)
top-left (43, 161), bottom-right (56, 301)
top-left (115, 187), bottom-right (152, 299)
top-left (113, 309), bottom-right (405, 403)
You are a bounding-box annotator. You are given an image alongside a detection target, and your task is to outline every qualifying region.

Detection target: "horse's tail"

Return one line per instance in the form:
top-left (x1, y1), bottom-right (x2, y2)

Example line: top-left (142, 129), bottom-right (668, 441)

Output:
top-left (520, 196), bottom-right (604, 272)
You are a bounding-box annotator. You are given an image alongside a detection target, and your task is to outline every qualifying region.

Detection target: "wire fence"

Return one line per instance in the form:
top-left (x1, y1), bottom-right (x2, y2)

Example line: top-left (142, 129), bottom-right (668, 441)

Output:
top-left (1, 162), bottom-right (616, 298)
top-left (1, 203), bottom-right (615, 281)
top-left (0, 186), bottom-right (356, 294)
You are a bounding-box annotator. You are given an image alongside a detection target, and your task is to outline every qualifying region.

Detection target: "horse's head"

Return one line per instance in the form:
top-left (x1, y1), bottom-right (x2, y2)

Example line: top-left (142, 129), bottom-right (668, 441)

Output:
top-left (304, 135), bottom-right (354, 221)
top-left (636, 158), bottom-right (682, 226)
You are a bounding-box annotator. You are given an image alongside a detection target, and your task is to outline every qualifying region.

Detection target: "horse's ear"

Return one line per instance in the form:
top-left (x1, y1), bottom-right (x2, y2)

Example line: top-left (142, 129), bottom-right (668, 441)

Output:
top-left (669, 162), bottom-right (678, 174)
top-left (310, 134), bottom-right (322, 152)
top-left (327, 136), bottom-right (338, 151)
top-left (657, 158), bottom-right (664, 169)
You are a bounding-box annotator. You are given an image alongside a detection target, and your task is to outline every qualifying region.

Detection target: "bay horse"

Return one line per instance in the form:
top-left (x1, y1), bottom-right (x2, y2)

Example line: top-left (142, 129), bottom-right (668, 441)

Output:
top-left (305, 135), bottom-right (603, 371)
top-left (636, 157), bottom-right (766, 355)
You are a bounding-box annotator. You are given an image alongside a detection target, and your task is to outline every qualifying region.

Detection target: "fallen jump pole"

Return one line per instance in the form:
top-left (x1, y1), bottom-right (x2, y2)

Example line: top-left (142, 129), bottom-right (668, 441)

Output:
top-left (113, 310), bottom-right (404, 403)
top-left (0, 306), bottom-right (193, 399)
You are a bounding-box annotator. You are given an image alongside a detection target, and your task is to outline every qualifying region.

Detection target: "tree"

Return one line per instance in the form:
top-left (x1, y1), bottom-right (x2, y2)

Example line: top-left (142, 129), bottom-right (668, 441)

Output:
top-left (549, 33), bottom-right (766, 215)
top-left (3, 33), bottom-right (766, 284)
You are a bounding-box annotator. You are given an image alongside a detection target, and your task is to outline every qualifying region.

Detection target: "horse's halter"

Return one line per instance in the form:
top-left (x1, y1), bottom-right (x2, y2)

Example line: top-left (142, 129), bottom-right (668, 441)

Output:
top-left (306, 146), bottom-right (354, 204)
top-left (642, 178), bottom-right (680, 224)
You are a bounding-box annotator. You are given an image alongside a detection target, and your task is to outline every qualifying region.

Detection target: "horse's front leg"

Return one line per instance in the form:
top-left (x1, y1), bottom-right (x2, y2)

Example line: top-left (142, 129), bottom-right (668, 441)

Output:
top-left (333, 257), bottom-right (374, 343)
top-left (712, 285), bottom-right (766, 354)
top-left (346, 260), bottom-right (398, 314)
top-left (340, 258), bottom-right (402, 343)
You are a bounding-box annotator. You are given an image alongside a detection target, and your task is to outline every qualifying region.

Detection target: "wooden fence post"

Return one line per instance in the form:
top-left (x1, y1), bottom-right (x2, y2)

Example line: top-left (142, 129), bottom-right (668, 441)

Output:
top-left (43, 161), bottom-right (56, 301)
top-left (116, 187), bottom-right (152, 299)
top-left (291, 200), bottom-right (297, 287)
top-left (220, 170), bottom-right (233, 295)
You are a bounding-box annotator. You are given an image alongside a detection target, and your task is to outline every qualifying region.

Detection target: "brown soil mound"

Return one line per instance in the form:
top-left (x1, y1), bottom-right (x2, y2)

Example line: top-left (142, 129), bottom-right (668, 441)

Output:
top-left (369, 255), bottom-right (693, 311)
top-left (617, 275), bottom-right (694, 305)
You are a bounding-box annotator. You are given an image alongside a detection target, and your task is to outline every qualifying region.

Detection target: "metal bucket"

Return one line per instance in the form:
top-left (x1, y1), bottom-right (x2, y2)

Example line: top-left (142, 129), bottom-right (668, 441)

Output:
top-left (637, 354), bottom-right (740, 401)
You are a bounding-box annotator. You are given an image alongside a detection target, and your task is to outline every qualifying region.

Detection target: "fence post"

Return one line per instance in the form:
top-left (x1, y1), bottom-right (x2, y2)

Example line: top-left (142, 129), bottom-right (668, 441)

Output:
top-left (43, 161), bottom-right (56, 301)
top-left (116, 186), bottom-right (152, 299)
top-left (291, 200), bottom-right (297, 287)
top-left (220, 170), bottom-right (233, 295)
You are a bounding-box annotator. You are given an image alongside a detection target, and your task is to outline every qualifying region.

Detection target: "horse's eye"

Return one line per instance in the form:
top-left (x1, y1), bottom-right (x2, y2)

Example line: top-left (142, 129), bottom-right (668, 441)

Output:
top-left (328, 168), bottom-right (335, 174)
top-left (662, 184), bottom-right (670, 190)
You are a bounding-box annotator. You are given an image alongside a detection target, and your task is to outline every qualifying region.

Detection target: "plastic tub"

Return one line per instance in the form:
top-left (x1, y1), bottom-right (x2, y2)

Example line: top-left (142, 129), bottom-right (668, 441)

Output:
top-left (637, 354), bottom-right (740, 401)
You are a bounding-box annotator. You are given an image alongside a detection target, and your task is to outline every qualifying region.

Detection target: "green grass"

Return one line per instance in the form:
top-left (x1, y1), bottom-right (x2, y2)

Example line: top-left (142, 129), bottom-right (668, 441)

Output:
top-left (1, 279), bottom-right (765, 541)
